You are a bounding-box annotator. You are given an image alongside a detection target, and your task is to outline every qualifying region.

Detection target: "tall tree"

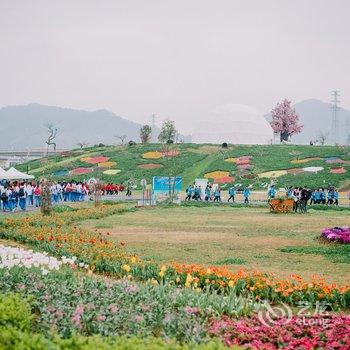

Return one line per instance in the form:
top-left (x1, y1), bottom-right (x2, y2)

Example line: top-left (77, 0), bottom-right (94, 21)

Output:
top-left (40, 178), bottom-right (52, 216)
top-left (158, 120), bottom-right (177, 144)
top-left (115, 135), bottom-right (127, 146)
top-left (317, 131), bottom-right (329, 146)
top-left (270, 100), bottom-right (303, 142)
top-left (76, 141), bottom-right (89, 149)
top-left (140, 125), bottom-right (152, 143)
top-left (45, 123), bottom-right (59, 155)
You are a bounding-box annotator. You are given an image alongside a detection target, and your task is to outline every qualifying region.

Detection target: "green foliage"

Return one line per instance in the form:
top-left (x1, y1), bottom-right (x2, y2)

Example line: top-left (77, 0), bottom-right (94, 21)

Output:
top-left (0, 268), bottom-right (255, 343)
top-left (158, 121), bottom-right (177, 143)
top-left (0, 293), bottom-right (233, 349)
top-left (310, 205), bottom-right (350, 212)
top-left (0, 330), bottom-right (230, 350)
top-left (280, 244), bottom-right (350, 264)
top-left (214, 257), bottom-right (246, 265)
top-left (0, 293), bottom-right (32, 331)
top-left (53, 205), bottom-right (76, 213)
top-left (140, 125), bottom-right (152, 144)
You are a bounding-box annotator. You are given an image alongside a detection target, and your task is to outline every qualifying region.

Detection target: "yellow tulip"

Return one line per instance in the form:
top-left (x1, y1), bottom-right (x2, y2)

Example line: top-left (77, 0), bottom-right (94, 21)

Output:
top-left (151, 278), bottom-right (158, 286)
top-left (122, 264), bottom-right (131, 273)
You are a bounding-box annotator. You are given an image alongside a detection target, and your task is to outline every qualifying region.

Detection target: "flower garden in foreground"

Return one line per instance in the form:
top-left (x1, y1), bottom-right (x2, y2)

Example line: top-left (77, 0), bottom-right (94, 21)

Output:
top-left (0, 204), bottom-right (349, 349)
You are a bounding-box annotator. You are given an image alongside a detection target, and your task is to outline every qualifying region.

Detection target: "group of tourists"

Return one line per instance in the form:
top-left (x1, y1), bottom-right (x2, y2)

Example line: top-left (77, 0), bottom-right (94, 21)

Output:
top-left (0, 180), bottom-right (130, 212)
top-left (309, 188), bottom-right (340, 206)
top-left (102, 183), bottom-right (125, 195)
top-left (185, 184), bottom-right (251, 203)
top-left (282, 186), bottom-right (340, 213)
top-left (185, 183), bottom-right (346, 211)
top-left (0, 181), bottom-right (90, 212)
top-left (1, 177), bottom-right (347, 213)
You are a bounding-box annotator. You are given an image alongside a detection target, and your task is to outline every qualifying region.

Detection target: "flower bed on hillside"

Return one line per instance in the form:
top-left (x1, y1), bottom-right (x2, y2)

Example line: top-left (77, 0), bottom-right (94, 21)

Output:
top-left (142, 151), bottom-right (163, 159)
top-left (82, 156), bottom-right (110, 164)
top-left (204, 171), bottom-right (230, 180)
top-left (138, 163), bottom-right (163, 169)
top-left (330, 167), bottom-right (347, 174)
top-left (69, 167), bottom-right (94, 175)
top-left (214, 176), bottom-right (235, 184)
top-left (98, 161), bottom-right (117, 168)
top-left (103, 169), bottom-right (121, 175)
top-left (321, 227), bottom-right (350, 244)
top-left (291, 157), bottom-right (322, 164)
top-left (325, 157), bottom-right (344, 164)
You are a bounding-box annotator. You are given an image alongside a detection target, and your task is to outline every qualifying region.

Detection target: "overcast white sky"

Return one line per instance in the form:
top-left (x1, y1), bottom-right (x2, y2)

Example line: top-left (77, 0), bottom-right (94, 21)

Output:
top-left (1, 0), bottom-right (349, 132)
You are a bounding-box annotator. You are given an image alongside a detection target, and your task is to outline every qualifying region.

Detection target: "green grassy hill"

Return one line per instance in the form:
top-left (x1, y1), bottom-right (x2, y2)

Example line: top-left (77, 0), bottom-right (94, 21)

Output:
top-left (16, 144), bottom-right (350, 190)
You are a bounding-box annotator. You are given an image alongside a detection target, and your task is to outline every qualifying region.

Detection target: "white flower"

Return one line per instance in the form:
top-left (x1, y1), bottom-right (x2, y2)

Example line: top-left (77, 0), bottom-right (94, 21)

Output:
top-left (0, 244), bottom-right (79, 274)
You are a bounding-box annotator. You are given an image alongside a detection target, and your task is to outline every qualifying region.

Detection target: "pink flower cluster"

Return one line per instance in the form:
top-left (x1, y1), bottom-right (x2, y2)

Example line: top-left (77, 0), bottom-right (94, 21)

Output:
top-left (321, 227), bottom-right (350, 244)
top-left (209, 314), bottom-right (350, 349)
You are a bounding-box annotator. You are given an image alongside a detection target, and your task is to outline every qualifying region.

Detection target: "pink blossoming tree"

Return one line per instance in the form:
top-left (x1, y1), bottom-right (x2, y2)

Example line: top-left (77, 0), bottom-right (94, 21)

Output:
top-left (270, 99), bottom-right (303, 142)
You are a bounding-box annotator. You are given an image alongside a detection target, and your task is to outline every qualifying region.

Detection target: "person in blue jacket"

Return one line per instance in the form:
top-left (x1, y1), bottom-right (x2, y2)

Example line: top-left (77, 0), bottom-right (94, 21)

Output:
top-left (268, 185), bottom-right (276, 200)
top-left (243, 187), bottom-right (250, 204)
top-left (320, 188), bottom-right (326, 205)
top-left (326, 190), bottom-right (334, 205)
top-left (205, 185), bottom-right (211, 202)
top-left (227, 186), bottom-right (236, 202)
top-left (314, 189), bottom-right (321, 204)
top-left (213, 187), bottom-right (221, 202)
top-left (333, 189), bottom-right (339, 206)
top-left (185, 185), bottom-right (193, 201)
top-left (310, 190), bottom-right (316, 205)
top-left (287, 187), bottom-right (294, 199)
top-left (193, 186), bottom-right (201, 201)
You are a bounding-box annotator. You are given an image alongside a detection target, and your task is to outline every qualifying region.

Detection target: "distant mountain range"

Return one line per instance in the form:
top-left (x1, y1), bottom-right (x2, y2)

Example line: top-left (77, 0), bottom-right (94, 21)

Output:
top-left (0, 103), bottom-right (191, 149)
top-left (266, 99), bottom-right (350, 145)
top-left (0, 100), bottom-right (349, 149)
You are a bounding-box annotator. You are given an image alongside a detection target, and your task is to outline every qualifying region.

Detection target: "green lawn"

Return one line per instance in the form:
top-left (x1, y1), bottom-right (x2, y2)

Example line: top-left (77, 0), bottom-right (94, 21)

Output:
top-left (81, 205), bottom-right (350, 284)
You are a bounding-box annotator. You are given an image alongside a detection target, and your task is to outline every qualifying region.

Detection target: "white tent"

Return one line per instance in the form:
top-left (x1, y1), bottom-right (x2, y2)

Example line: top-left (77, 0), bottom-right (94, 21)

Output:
top-left (0, 167), bottom-right (9, 180)
top-left (2, 167), bottom-right (34, 180)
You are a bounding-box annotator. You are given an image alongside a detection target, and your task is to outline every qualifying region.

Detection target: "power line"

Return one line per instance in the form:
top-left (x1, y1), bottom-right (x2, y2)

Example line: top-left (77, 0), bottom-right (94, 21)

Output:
top-left (331, 90), bottom-right (340, 145)
top-left (151, 114), bottom-right (157, 130)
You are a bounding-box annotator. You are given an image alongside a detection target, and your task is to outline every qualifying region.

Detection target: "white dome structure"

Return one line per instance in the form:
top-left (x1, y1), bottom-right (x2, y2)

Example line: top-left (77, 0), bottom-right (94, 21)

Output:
top-left (192, 104), bottom-right (274, 145)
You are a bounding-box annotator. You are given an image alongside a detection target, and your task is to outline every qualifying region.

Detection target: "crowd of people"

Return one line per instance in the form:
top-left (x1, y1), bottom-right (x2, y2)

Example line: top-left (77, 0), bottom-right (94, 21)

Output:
top-left (185, 184), bottom-right (251, 203)
top-left (185, 183), bottom-right (347, 212)
top-left (267, 185), bottom-right (341, 213)
top-left (0, 181), bottom-right (90, 212)
top-left (0, 181), bottom-right (127, 212)
top-left (1, 179), bottom-right (348, 213)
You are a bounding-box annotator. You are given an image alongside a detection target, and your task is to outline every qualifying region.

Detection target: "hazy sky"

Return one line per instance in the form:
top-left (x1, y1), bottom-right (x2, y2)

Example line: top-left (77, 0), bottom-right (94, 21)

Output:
top-left (1, 0), bottom-right (349, 132)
